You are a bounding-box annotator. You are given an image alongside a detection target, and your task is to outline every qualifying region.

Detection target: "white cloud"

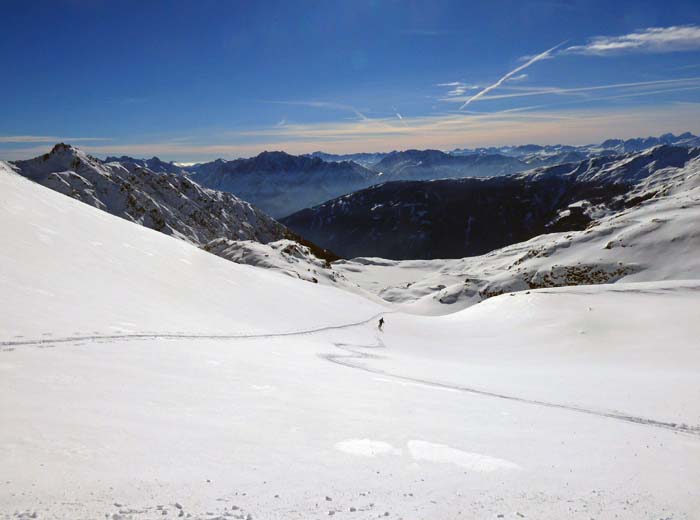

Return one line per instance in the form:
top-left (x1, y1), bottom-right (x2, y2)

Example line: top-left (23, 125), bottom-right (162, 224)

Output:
top-left (508, 73), bottom-right (528, 82)
top-left (459, 42), bottom-right (565, 110)
top-left (435, 81), bottom-right (479, 97)
top-left (565, 25), bottom-right (700, 55)
top-left (0, 136), bottom-right (110, 143)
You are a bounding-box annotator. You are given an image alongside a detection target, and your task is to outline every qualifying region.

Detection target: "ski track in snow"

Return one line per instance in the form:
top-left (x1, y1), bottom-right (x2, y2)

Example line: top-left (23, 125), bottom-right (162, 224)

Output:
top-left (0, 312), bottom-right (391, 349)
top-left (322, 336), bottom-right (700, 439)
top-left (3, 312), bottom-right (699, 438)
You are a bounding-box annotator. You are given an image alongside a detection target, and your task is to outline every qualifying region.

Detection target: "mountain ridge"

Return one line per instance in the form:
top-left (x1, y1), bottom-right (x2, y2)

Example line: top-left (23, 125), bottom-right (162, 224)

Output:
top-left (8, 143), bottom-right (288, 247)
top-left (282, 144), bottom-right (700, 260)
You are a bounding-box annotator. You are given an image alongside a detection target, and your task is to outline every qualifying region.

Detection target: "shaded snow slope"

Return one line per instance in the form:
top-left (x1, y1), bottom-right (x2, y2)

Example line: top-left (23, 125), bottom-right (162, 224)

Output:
top-left (10, 144), bottom-right (287, 246)
top-left (1, 163), bottom-right (700, 519)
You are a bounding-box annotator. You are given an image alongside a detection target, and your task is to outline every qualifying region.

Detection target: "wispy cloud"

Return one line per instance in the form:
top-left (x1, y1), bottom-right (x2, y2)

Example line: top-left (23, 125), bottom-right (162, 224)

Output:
top-left (212, 104), bottom-right (700, 152)
top-left (0, 135), bottom-right (111, 143)
top-left (268, 100), bottom-right (368, 121)
top-left (459, 42), bottom-right (565, 110)
top-left (436, 81), bottom-right (480, 97)
top-left (564, 25), bottom-right (700, 55)
top-left (3, 103), bottom-right (699, 161)
top-left (509, 73), bottom-right (528, 82)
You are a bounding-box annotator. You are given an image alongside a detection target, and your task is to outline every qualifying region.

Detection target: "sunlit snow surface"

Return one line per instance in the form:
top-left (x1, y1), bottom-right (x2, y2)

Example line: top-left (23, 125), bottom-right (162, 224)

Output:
top-left (1, 164), bottom-right (699, 519)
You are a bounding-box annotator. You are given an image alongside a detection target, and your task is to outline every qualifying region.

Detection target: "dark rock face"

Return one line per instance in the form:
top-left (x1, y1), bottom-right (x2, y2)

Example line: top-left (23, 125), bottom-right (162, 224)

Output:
top-left (282, 177), bottom-right (615, 260)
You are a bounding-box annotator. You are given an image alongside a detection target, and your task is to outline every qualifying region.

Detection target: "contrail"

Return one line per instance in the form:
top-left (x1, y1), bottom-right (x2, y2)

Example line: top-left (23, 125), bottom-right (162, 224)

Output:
top-left (459, 42), bottom-right (565, 110)
top-left (268, 100), bottom-right (368, 121)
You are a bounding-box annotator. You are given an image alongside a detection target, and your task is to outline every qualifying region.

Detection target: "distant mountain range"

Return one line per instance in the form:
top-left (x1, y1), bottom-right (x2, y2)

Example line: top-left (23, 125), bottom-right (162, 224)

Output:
top-left (4, 134), bottom-right (700, 311)
top-left (185, 151), bottom-right (377, 218)
top-left (6, 132), bottom-right (699, 263)
top-left (371, 149), bottom-right (527, 181)
top-left (95, 132), bottom-right (698, 219)
top-left (282, 145), bottom-right (700, 260)
top-left (185, 149), bottom-right (540, 216)
top-left (305, 151), bottom-right (387, 168)
top-left (307, 132), bottom-right (700, 164)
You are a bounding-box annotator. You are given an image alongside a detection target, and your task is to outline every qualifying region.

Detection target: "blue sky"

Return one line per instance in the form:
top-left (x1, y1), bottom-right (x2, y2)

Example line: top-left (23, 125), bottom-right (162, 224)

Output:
top-left (2, 0), bottom-right (700, 160)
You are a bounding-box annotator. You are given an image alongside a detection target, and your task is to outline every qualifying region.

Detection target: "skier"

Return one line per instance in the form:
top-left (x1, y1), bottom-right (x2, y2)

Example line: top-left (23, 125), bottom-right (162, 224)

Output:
top-left (378, 317), bottom-right (384, 331)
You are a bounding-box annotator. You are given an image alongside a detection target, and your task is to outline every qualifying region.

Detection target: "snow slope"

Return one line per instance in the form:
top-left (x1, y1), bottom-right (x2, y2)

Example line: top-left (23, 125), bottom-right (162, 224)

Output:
top-left (1, 163), bottom-right (700, 519)
top-left (0, 164), bottom-right (382, 338)
top-left (203, 238), bottom-right (376, 300)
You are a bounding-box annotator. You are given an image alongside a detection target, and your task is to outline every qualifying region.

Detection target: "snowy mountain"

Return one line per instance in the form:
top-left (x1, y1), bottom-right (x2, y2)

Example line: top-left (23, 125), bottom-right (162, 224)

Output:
top-left (187, 151), bottom-right (377, 218)
top-left (9, 143), bottom-right (288, 246)
top-left (130, 132), bottom-right (698, 224)
top-left (336, 155), bottom-right (700, 313)
top-left (184, 150), bottom-right (527, 218)
top-left (283, 145), bottom-right (700, 260)
top-left (308, 133), bottom-right (700, 172)
top-left (451, 131), bottom-right (700, 158)
top-left (2, 157), bottom-right (700, 519)
top-left (596, 131), bottom-right (700, 153)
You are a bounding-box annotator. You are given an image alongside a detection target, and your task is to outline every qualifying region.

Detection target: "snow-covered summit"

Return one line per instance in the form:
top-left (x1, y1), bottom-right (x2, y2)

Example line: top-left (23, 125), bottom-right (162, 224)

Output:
top-left (9, 144), bottom-right (288, 246)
